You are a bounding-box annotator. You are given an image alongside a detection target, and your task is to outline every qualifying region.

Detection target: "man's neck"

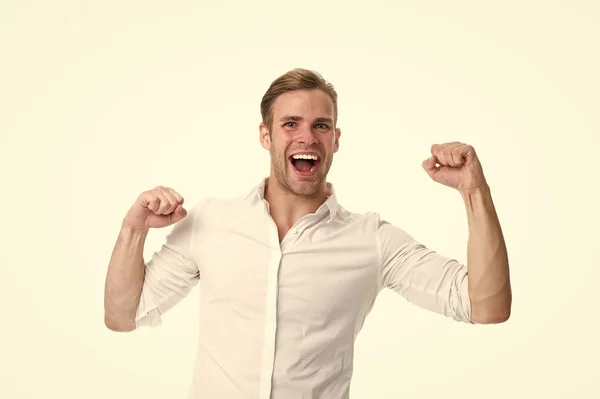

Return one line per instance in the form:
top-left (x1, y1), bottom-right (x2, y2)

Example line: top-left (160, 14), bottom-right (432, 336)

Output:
top-left (263, 177), bottom-right (330, 231)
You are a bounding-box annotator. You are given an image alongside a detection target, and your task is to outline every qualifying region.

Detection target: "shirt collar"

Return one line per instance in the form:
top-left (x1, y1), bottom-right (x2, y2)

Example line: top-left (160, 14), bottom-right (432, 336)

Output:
top-left (246, 177), bottom-right (340, 222)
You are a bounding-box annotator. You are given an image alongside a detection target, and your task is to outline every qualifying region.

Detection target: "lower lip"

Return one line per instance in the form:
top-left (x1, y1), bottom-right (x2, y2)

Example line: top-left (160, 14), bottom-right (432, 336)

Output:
top-left (289, 158), bottom-right (320, 178)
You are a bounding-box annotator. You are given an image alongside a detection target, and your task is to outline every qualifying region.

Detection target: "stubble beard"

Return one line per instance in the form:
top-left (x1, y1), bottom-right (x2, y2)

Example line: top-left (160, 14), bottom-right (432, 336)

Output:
top-left (270, 148), bottom-right (330, 198)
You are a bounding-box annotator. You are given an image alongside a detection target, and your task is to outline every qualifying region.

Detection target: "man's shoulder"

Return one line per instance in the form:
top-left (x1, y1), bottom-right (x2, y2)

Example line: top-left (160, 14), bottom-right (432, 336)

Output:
top-left (187, 185), bottom-right (261, 217)
top-left (334, 205), bottom-right (416, 241)
top-left (334, 204), bottom-right (383, 229)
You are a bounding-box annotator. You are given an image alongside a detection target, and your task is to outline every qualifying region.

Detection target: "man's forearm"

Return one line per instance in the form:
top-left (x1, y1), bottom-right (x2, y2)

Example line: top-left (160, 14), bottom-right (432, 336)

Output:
top-left (103, 221), bottom-right (148, 332)
top-left (461, 184), bottom-right (512, 324)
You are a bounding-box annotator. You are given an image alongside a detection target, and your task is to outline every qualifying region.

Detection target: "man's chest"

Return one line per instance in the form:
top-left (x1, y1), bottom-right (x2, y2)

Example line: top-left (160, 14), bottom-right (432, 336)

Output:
top-left (192, 217), bottom-right (381, 321)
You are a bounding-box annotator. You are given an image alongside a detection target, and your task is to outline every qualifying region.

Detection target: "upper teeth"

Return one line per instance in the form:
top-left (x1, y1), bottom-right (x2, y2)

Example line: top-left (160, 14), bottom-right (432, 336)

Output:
top-left (292, 154), bottom-right (319, 160)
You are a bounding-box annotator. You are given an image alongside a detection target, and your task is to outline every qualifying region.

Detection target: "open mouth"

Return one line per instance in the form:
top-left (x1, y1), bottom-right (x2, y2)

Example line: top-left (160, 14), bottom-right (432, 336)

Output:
top-left (289, 153), bottom-right (321, 177)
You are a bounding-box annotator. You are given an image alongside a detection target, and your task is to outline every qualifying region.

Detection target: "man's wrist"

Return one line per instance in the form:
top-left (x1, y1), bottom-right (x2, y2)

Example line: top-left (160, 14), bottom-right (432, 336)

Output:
top-left (121, 219), bottom-right (150, 239)
top-left (460, 184), bottom-right (492, 212)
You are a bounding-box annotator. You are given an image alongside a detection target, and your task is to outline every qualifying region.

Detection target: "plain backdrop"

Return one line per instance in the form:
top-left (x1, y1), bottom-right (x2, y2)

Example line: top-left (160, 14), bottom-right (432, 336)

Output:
top-left (1, 1), bottom-right (599, 398)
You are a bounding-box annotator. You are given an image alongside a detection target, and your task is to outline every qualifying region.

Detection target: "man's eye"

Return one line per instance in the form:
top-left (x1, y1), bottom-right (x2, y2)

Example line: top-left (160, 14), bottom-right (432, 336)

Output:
top-left (284, 121), bottom-right (296, 127)
top-left (315, 123), bottom-right (329, 129)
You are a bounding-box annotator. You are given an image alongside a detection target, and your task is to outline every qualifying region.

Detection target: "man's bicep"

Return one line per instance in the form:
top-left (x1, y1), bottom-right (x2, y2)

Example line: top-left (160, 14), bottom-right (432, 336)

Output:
top-left (377, 217), bottom-right (472, 323)
top-left (135, 246), bottom-right (200, 328)
top-left (135, 201), bottom-right (202, 328)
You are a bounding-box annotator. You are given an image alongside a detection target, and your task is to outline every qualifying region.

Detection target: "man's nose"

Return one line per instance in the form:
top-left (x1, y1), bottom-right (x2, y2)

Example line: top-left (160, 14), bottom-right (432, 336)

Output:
top-left (297, 126), bottom-right (318, 145)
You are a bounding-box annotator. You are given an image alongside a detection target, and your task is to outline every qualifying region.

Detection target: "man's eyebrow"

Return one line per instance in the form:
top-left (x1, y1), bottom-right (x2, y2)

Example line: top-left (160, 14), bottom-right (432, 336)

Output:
top-left (279, 115), bottom-right (303, 121)
top-left (314, 117), bottom-right (333, 124)
top-left (279, 116), bottom-right (333, 124)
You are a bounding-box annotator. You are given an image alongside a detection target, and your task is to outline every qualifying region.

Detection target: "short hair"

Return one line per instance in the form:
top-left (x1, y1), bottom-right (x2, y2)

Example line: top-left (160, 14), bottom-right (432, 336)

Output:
top-left (260, 68), bottom-right (338, 130)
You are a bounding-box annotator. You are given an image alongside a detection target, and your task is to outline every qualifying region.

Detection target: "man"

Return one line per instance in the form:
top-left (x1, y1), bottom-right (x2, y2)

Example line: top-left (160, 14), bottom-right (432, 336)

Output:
top-left (104, 68), bottom-right (511, 398)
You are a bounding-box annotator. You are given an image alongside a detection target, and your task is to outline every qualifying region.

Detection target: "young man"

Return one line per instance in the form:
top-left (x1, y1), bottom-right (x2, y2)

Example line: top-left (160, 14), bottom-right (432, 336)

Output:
top-left (104, 68), bottom-right (511, 399)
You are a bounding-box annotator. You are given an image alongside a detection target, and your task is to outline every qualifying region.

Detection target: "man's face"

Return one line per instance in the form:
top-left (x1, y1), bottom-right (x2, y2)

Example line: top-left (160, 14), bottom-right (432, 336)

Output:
top-left (260, 89), bottom-right (341, 197)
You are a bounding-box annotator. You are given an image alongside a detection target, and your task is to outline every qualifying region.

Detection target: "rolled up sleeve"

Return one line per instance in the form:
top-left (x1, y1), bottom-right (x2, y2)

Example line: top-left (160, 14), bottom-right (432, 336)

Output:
top-left (376, 216), bottom-right (473, 324)
top-left (135, 202), bottom-right (201, 328)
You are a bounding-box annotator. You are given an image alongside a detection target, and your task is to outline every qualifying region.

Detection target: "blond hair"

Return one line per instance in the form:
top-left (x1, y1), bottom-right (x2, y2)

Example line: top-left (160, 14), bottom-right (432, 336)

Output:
top-left (260, 68), bottom-right (338, 130)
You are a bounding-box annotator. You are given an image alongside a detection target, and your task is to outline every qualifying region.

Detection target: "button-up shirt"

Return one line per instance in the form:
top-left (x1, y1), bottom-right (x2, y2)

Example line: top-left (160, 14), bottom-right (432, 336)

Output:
top-left (135, 179), bottom-right (472, 398)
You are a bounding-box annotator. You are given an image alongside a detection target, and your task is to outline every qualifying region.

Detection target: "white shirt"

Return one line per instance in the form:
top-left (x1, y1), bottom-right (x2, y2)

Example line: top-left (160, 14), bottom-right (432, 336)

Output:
top-left (135, 179), bottom-right (472, 399)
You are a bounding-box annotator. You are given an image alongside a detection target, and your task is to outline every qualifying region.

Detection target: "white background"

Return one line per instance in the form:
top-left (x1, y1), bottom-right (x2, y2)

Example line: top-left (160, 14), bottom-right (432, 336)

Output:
top-left (1, 1), bottom-right (599, 398)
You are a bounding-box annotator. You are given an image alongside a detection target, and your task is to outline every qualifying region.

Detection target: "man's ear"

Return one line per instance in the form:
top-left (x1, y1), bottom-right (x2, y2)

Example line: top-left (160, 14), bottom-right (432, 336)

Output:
top-left (259, 122), bottom-right (271, 150)
top-left (334, 127), bottom-right (341, 153)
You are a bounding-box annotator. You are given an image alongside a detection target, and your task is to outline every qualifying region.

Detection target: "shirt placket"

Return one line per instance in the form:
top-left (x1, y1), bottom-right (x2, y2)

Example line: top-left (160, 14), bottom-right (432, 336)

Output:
top-left (258, 206), bottom-right (285, 399)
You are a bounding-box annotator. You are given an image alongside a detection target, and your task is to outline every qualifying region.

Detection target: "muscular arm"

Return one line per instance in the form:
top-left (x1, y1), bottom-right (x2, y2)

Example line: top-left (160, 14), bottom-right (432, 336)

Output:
top-left (103, 221), bottom-right (148, 332)
top-left (378, 217), bottom-right (473, 324)
top-left (103, 186), bottom-right (199, 332)
top-left (462, 185), bottom-right (512, 324)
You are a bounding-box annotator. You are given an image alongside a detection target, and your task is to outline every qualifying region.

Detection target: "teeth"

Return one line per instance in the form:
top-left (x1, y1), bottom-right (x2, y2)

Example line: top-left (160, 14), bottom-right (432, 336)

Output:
top-left (291, 154), bottom-right (319, 160)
